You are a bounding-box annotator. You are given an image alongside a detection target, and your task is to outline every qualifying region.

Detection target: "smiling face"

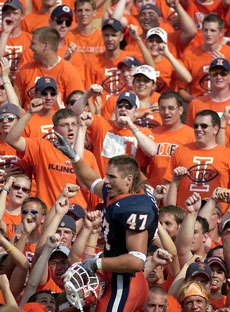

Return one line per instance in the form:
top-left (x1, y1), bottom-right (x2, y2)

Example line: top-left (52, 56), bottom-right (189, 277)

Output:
top-left (209, 66), bottom-right (230, 91)
top-left (146, 35), bottom-right (162, 57)
top-left (119, 64), bottom-right (136, 89)
top-left (53, 116), bottom-right (78, 146)
top-left (133, 74), bottom-right (155, 99)
top-left (35, 87), bottom-right (57, 111)
top-left (49, 16), bottom-right (72, 40)
top-left (210, 263), bottom-right (226, 293)
top-left (159, 213), bottom-right (180, 241)
top-left (30, 33), bottom-right (44, 60)
top-left (0, 112), bottom-right (18, 136)
top-left (138, 9), bottom-right (159, 31)
top-left (75, 2), bottom-right (96, 27)
top-left (194, 115), bottom-right (218, 148)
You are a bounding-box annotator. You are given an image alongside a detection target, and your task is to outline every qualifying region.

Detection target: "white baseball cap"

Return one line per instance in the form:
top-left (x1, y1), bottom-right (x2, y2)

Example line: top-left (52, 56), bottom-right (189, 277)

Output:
top-left (146, 27), bottom-right (168, 43)
top-left (133, 65), bottom-right (156, 82)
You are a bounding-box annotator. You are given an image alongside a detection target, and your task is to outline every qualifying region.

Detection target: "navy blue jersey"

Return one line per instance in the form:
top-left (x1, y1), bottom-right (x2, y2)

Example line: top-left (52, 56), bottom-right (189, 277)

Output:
top-left (102, 184), bottom-right (158, 258)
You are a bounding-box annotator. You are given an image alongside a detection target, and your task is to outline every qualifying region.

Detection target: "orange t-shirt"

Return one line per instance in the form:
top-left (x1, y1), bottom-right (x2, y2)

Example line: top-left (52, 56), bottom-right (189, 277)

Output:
top-left (215, 3), bottom-right (230, 38)
top-left (84, 50), bottom-right (136, 104)
top-left (24, 241), bottom-right (37, 264)
top-left (66, 28), bottom-right (105, 63)
top-left (1, 30), bottom-right (31, 78)
top-left (164, 142), bottom-right (230, 213)
top-left (225, 125), bottom-right (230, 148)
top-left (87, 115), bottom-right (154, 177)
top-left (32, 0), bottom-right (75, 13)
top-left (3, 211), bottom-right (21, 240)
top-left (185, 0), bottom-right (222, 49)
top-left (21, 11), bottom-right (50, 33)
top-left (178, 44), bottom-right (230, 97)
top-left (23, 114), bottom-right (54, 138)
top-left (186, 95), bottom-right (230, 127)
top-left (15, 58), bottom-right (85, 111)
top-left (19, 137), bottom-right (99, 210)
top-left (148, 124), bottom-right (195, 187)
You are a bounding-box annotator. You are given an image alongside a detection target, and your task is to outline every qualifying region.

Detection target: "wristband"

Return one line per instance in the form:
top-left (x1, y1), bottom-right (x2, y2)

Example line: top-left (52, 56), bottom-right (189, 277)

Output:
top-left (90, 178), bottom-right (103, 194)
top-left (0, 187), bottom-right (9, 194)
top-left (6, 245), bottom-right (14, 253)
top-left (71, 155), bottom-right (80, 163)
top-left (96, 258), bottom-right (103, 270)
top-left (132, 127), bottom-right (140, 135)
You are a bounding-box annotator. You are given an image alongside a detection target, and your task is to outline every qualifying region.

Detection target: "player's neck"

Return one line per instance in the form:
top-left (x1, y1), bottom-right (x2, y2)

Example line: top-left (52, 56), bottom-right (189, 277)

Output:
top-left (139, 97), bottom-right (152, 108)
top-left (210, 87), bottom-right (230, 102)
top-left (77, 23), bottom-right (95, 35)
top-left (38, 108), bottom-right (53, 117)
top-left (9, 27), bottom-right (22, 38)
top-left (104, 48), bottom-right (120, 60)
top-left (28, 227), bottom-right (40, 243)
top-left (58, 39), bottom-right (66, 49)
top-left (202, 42), bottom-right (221, 52)
top-left (153, 54), bottom-right (163, 62)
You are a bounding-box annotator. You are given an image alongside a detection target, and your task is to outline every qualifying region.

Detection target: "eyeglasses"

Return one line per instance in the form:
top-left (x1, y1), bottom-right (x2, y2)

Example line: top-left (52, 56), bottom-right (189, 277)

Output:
top-left (55, 18), bottom-right (72, 27)
top-left (12, 184), bottom-right (30, 194)
top-left (22, 209), bottom-right (39, 215)
top-left (210, 70), bottom-right (228, 77)
top-left (117, 102), bottom-right (133, 110)
top-left (193, 123), bottom-right (212, 129)
top-left (40, 91), bottom-right (57, 97)
top-left (0, 115), bottom-right (17, 123)
top-left (159, 106), bottom-right (178, 112)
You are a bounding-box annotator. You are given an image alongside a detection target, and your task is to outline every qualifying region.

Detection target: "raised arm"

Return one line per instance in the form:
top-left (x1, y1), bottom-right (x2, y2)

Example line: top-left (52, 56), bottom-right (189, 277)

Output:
top-left (175, 192), bottom-right (201, 267)
top-left (158, 43), bottom-right (192, 83)
top-left (54, 133), bottom-right (104, 198)
top-left (0, 176), bottom-right (16, 232)
top-left (71, 85), bottom-right (103, 116)
top-left (144, 248), bottom-right (172, 279)
top-left (166, 0), bottom-right (197, 44)
top-left (0, 274), bottom-right (18, 307)
top-left (128, 24), bottom-right (155, 68)
top-left (6, 98), bottom-right (44, 152)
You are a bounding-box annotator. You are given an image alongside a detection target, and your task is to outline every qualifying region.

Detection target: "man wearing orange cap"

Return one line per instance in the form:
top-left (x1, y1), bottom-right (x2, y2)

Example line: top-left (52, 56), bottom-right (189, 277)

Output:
top-left (177, 281), bottom-right (210, 312)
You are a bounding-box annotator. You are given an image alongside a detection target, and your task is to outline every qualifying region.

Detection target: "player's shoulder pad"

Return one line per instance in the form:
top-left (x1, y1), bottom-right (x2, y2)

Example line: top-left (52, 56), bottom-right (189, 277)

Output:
top-left (112, 192), bottom-right (158, 231)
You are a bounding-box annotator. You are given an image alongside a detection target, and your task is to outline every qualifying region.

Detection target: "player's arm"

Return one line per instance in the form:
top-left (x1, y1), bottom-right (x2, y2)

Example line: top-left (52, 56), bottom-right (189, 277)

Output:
top-left (217, 106), bottom-right (230, 146)
top-left (6, 98), bottom-right (44, 152)
top-left (111, 0), bottom-right (128, 28)
top-left (0, 275), bottom-right (18, 307)
top-left (158, 43), bottom-right (192, 83)
top-left (128, 24), bottom-right (155, 68)
top-left (198, 188), bottom-right (221, 222)
top-left (175, 192), bottom-right (201, 268)
top-left (0, 177), bottom-right (16, 232)
top-left (71, 85), bottom-right (103, 116)
top-left (54, 133), bottom-right (104, 198)
top-left (167, 0), bottom-right (197, 45)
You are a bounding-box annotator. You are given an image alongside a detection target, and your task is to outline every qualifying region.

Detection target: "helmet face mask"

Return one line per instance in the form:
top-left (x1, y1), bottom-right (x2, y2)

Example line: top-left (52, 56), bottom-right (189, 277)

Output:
top-left (63, 263), bottom-right (105, 311)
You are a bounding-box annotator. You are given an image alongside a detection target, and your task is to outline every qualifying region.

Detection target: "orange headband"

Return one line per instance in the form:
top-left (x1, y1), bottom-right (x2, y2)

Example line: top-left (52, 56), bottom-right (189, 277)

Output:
top-left (181, 283), bottom-right (209, 302)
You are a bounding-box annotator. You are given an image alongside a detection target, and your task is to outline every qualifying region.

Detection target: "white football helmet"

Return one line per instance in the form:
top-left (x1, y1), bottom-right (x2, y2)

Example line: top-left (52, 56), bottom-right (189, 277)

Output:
top-left (63, 262), bottom-right (105, 311)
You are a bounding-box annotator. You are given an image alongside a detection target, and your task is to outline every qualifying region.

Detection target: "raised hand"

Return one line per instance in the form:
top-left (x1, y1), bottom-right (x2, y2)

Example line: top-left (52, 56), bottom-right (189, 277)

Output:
top-left (185, 192), bottom-right (201, 213)
top-left (0, 170), bottom-right (6, 183)
top-left (212, 187), bottom-right (230, 203)
top-left (153, 185), bottom-right (168, 201)
top-left (173, 166), bottom-right (188, 180)
top-left (4, 175), bottom-right (16, 190)
top-left (64, 42), bottom-right (77, 61)
top-left (55, 197), bottom-right (69, 216)
top-left (23, 214), bottom-right (37, 235)
top-left (152, 248), bottom-right (173, 266)
top-left (128, 24), bottom-right (140, 40)
top-left (78, 112), bottom-right (93, 128)
top-left (45, 233), bottom-right (60, 249)
top-left (88, 84), bottom-right (103, 97)
top-left (0, 57), bottom-right (10, 78)
top-left (61, 183), bottom-right (80, 199)
top-left (84, 210), bottom-right (102, 233)
top-left (28, 98), bottom-right (44, 115)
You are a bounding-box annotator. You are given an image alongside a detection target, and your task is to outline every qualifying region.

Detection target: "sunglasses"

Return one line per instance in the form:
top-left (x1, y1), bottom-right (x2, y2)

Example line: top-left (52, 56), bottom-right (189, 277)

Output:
top-left (193, 123), bottom-right (212, 129)
top-left (12, 184), bottom-right (30, 194)
top-left (22, 209), bottom-right (39, 215)
top-left (0, 115), bottom-right (17, 123)
top-left (41, 91), bottom-right (57, 97)
top-left (117, 102), bottom-right (133, 110)
top-left (210, 70), bottom-right (228, 77)
top-left (55, 18), bottom-right (72, 27)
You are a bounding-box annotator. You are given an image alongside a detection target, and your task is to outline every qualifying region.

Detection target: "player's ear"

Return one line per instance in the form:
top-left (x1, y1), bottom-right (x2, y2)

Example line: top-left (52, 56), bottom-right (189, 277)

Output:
top-left (119, 32), bottom-right (124, 42)
top-left (126, 174), bottom-right (133, 186)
